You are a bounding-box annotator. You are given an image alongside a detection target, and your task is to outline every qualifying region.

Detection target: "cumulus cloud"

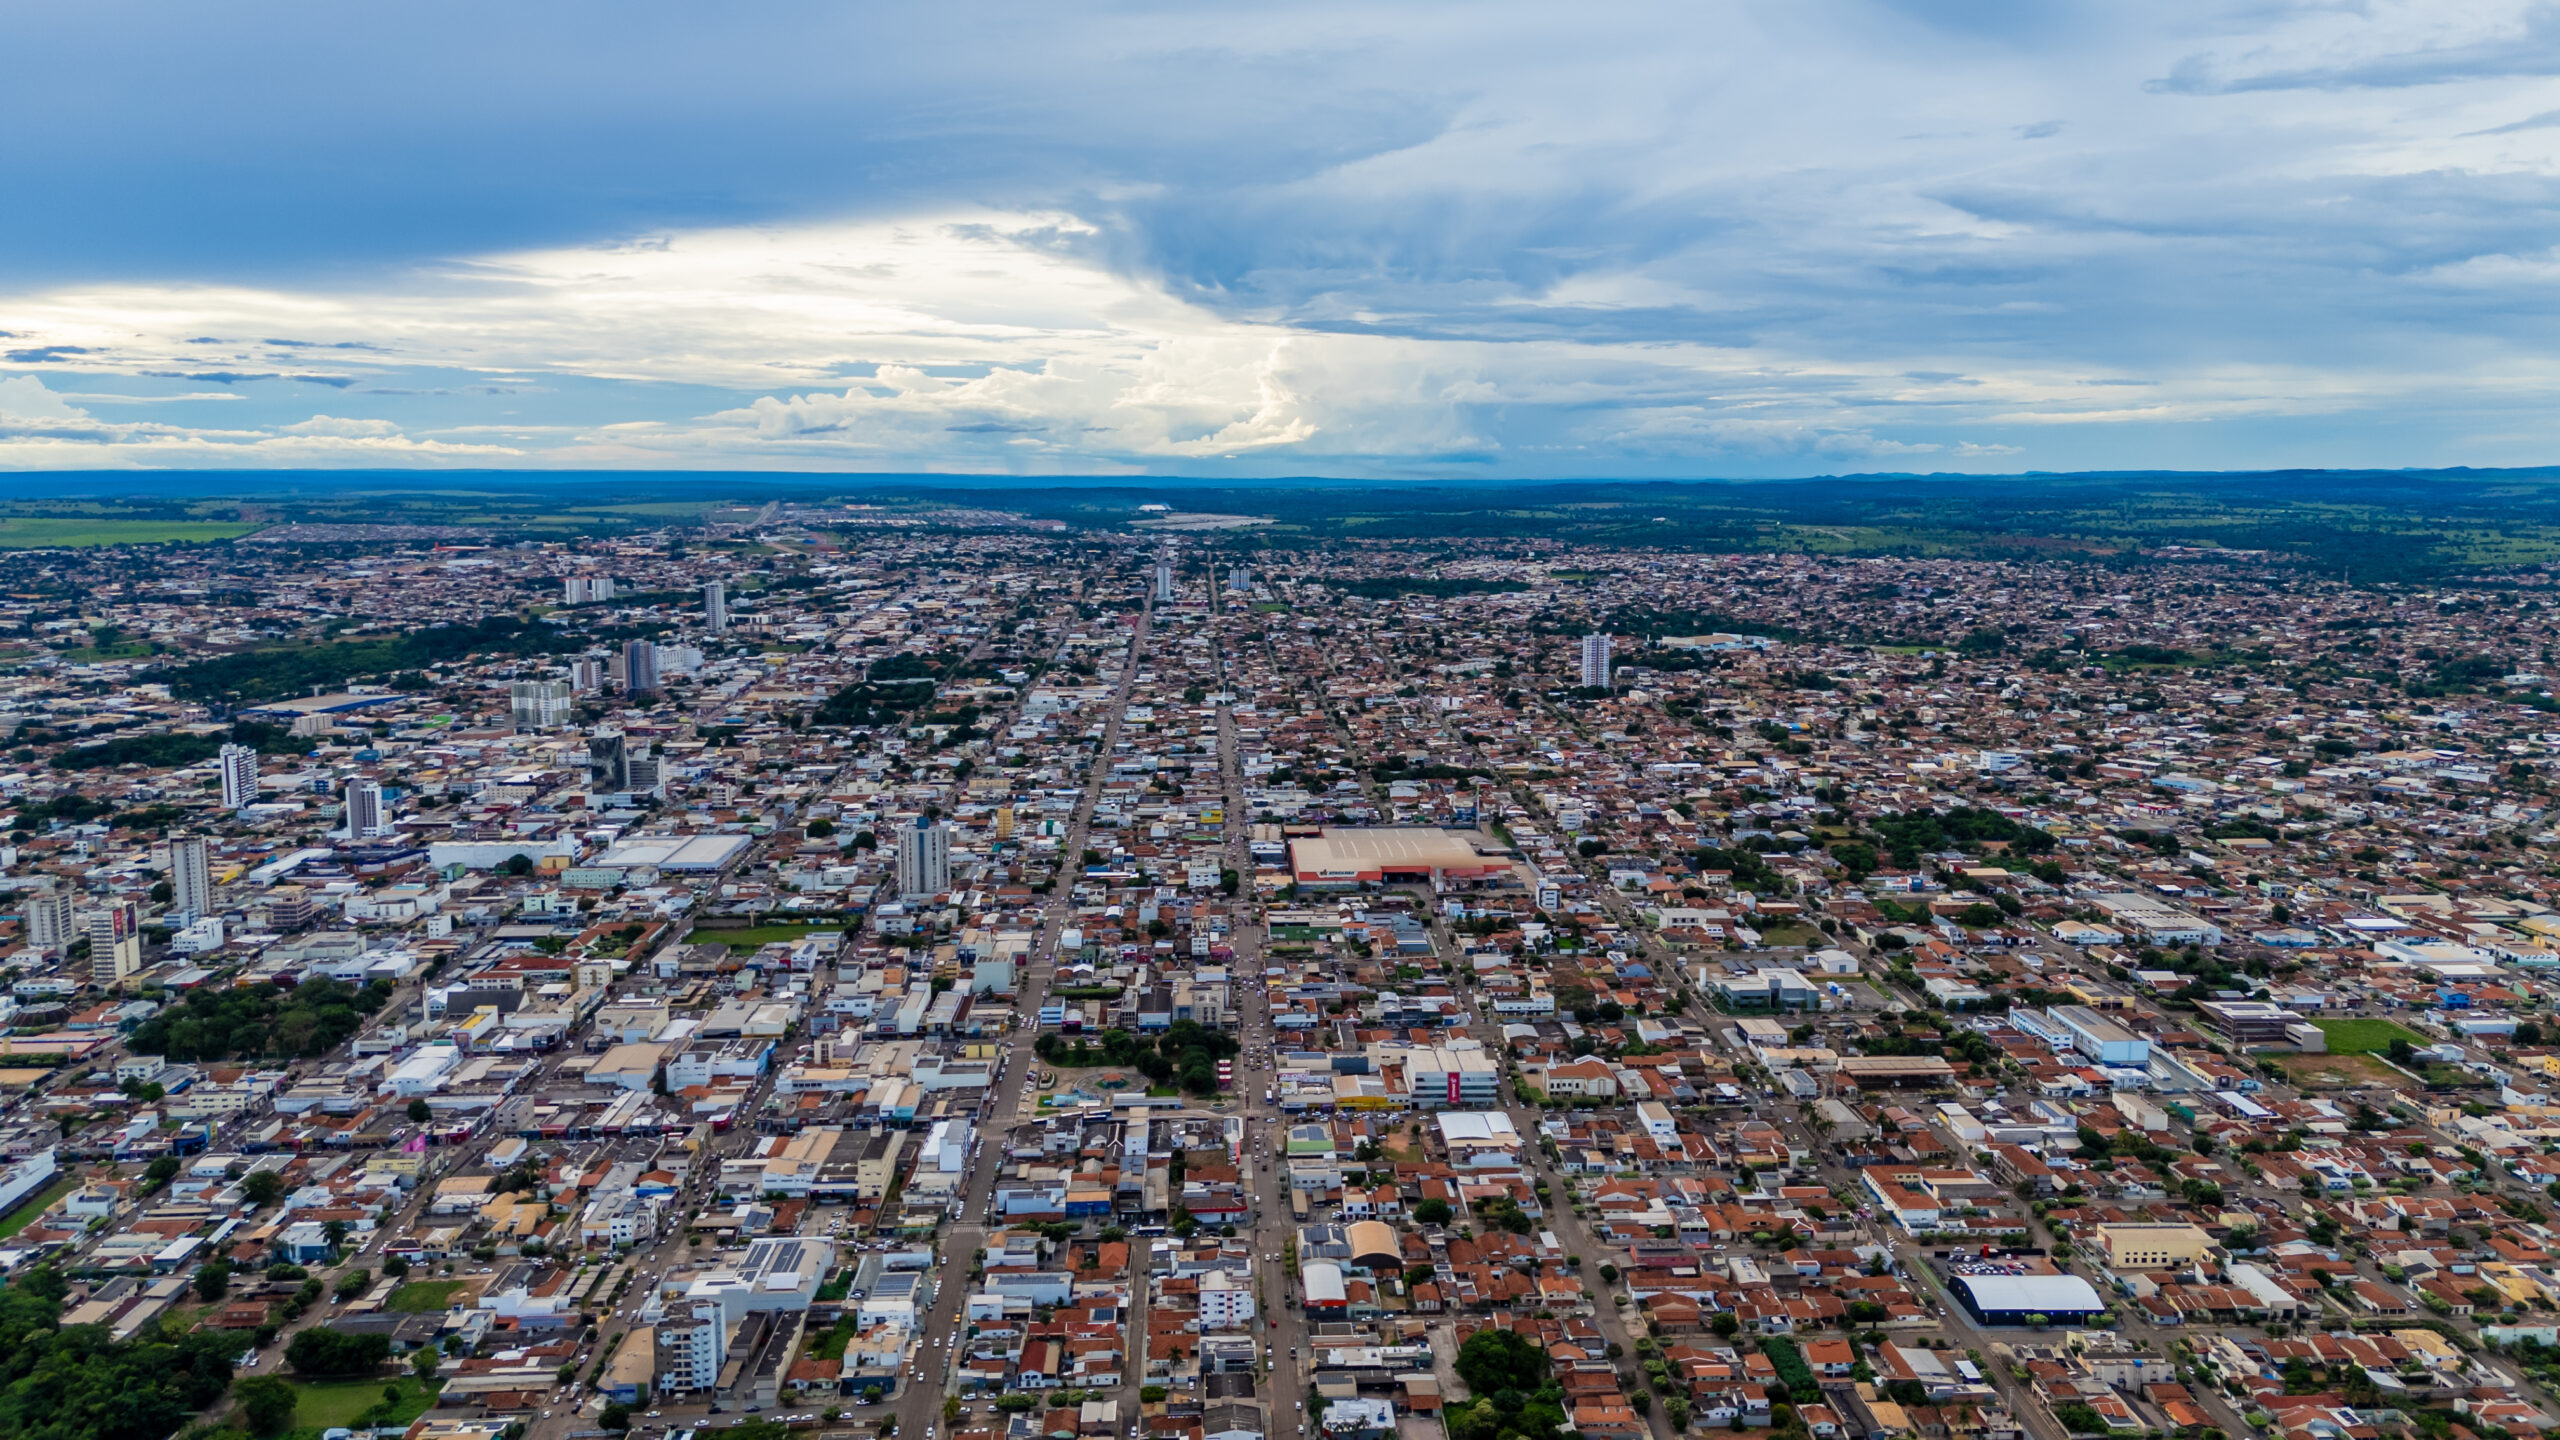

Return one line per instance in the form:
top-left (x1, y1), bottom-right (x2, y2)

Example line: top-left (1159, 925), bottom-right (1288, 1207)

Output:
top-left (280, 415), bottom-right (401, 437)
top-left (1, 2), bottom-right (2559, 473)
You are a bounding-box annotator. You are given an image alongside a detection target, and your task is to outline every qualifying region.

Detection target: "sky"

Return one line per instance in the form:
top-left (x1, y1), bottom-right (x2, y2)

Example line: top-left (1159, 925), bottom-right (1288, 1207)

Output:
top-left (4, 1), bottom-right (2560, 478)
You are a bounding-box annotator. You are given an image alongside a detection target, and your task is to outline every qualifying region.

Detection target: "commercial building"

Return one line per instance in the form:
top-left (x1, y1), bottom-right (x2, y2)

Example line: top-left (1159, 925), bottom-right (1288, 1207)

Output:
top-left (1287, 828), bottom-right (1509, 888)
top-left (1945, 1272), bottom-right (2106, 1326)
top-left (1389, 1044), bottom-right (1501, 1107)
top-left (2193, 999), bottom-right (2308, 1048)
top-left (2049, 1005), bottom-right (2151, 1067)
top-left (218, 742), bottom-right (260, 810)
top-left (2092, 1223), bottom-right (2215, 1270)
top-left (90, 899), bottom-right (142, 987)
top-left (653, 1237), bottom-right (830, 1398)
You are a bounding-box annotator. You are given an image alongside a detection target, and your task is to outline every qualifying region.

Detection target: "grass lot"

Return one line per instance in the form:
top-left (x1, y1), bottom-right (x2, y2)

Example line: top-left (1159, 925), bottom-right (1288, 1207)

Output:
top-left (2314, 1017), bottom-right (2430, 1054)
top-left (1755, 922), bottom-right (1824, 947)
top-left (0, 1176), bottom-right (77, 1239)
top-left (2275, 1052), bottom-right (2407, 1090)
top-left (0, 518), bottom-right (260, 548)
top-left (711, 922), bottom-right (849, 951)
top-left (383, 1280), bottom-right (464, 1313)
top-left (285, 1375), bottom-right (443, 1439)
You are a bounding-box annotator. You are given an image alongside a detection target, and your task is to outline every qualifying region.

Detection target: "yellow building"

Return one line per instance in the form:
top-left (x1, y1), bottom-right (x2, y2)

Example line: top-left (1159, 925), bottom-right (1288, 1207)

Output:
top-left (2094, 1222), bottom-right (2215, 1269)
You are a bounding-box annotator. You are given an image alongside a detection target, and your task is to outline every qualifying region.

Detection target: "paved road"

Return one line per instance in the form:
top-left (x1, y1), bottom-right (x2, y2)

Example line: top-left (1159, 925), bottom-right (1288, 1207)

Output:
top-left (881, 590), bottom-right (1160, 1440)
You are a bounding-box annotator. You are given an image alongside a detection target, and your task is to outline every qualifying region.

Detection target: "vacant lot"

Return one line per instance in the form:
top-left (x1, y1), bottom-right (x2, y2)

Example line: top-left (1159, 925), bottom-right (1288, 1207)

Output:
top-left (2275, 1052), bottom-right (2406, 1090)
top-left (711, 922), bottom-right (849, 951)
top-left (384, 1279), bottom-right (465, 1312)
top-left (287, 1375), bottom-right (444, 1439)
top-left (2314, 1017), bottom-right (2429, 1054)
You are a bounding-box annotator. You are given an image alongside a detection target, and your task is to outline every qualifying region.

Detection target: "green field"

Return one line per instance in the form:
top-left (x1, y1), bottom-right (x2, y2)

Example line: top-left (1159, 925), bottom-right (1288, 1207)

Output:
top-left (2314, 1017), bottom-right (2430, 1055)
top-left (0, 1176), bottom-right (76, 1239)
top-left (383, 1280), bottom-right (464, 1312)
top-left (283, 1375), bottom-right (444, 1439)
top-left (0, 518), bottom-right (259, 547)
top-left (712, 922), bottom-right (849, 950)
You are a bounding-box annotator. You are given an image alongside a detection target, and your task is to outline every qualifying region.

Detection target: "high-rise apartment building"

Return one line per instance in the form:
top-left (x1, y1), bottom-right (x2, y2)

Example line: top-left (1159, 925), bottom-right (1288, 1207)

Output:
top-left (90, 898), bottom-right (141, 987)
top-left (897, 816), bottom-right (951, 899)
top-left (25, 888), bottom-right (74, 954)
top-left (564, 575), bottom-right (617, 605)
top-left (218, 742), bottom-right (260, 810)
top-left (509, 679), bottom-right (575, 732)
top-left (570, 657), bottom-right (604, 692)
top-left (346, 779), bottom-right (387, 839)
top-left (589, 730), bottom-right (631, 794)
top-left (170, 836), bottom-right (213, 925)
top-left (703, 580), bottom-right (728, 634)
top-left (623, 639), bottom-right (660, 696)
top-left (1579, 632), bottom-right (1613, 688)
top-left (1154, 563), bottom-right (1175, 602)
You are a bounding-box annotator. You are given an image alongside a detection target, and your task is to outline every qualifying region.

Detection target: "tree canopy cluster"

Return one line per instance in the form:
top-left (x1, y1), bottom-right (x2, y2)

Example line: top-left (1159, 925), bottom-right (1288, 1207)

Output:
top-left (149, 614), bottom-right (586, 703)
top-left (1446, 1328), bottom-right (1563, 1440)
top-left (285, 1327), bottom-right (394, 1378)
top-left (49, 719), bottom-right (313, 773)
top-left (1867, 806), bottom-right (2056, 868)
top-left (130, 977), bottom-right (393, 1061)
top-left (0, 1266), bottom-right (238, 1440)
top-left (1034, 1019), bottom-right (1239, 1094)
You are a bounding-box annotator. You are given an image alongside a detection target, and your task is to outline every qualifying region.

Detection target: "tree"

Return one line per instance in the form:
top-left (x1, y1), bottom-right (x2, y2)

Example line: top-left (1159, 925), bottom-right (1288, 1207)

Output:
top-left (407, 1097), bottom-right (434, 1124)
top-left (241, 1169), bottom-right (288, 1207)
top-left (194, 1260), bottom-right (232, 1302)
top-left (336, 1267), bottom-right (373, 1300)
top-left (383, 1252), bottom-right (411, 1279)
top-left (1454, 1325), bottom-right (1551, 1397)
top-left (1414, 1198), bottom-right (1454, 1225)
top-left (600, 1403), bottom-right (633, 1431)
top-left (412, 1343), bottom-right (441, 1380)
top-left (235, 1374), bottom-right (299, 1437)
top-left (286, 1327), bottom-right (393, 1377)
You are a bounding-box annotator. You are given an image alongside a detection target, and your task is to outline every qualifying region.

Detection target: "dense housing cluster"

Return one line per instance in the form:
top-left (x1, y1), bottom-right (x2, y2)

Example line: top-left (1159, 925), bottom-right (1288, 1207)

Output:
top-left (11, 512), bottom-right (2560, 1440)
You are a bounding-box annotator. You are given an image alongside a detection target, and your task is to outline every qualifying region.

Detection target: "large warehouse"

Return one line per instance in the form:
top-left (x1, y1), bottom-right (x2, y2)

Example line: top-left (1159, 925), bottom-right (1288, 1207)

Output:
top-left (1287, 828), bottom-right (1511, 888)
top-left (1946, 1272), bottom-right (2106, 1326)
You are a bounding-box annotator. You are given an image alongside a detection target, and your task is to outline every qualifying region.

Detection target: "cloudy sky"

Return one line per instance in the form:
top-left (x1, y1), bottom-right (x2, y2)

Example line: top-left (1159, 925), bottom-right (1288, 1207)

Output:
top-left (4, 1), bottom-right (2559, 477)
